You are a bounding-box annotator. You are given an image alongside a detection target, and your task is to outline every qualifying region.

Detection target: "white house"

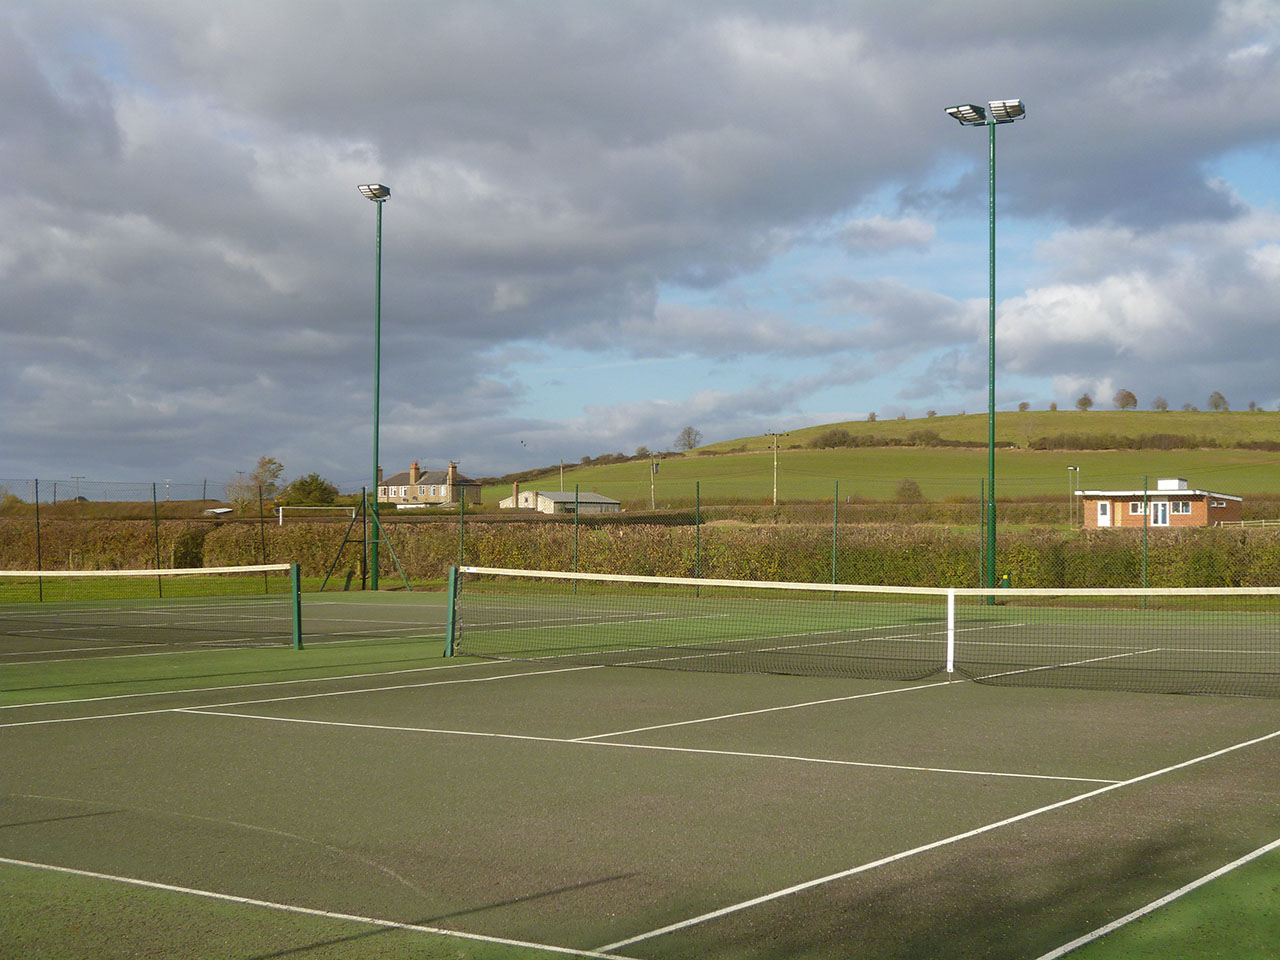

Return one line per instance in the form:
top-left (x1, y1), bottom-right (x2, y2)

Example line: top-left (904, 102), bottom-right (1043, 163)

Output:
top-left (499, 483), bottom-right (621, 515)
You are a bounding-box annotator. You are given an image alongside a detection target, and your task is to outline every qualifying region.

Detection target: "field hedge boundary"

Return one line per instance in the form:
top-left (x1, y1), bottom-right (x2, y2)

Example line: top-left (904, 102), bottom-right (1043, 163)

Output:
top-left (2, 518), bottom-right (1277, 588)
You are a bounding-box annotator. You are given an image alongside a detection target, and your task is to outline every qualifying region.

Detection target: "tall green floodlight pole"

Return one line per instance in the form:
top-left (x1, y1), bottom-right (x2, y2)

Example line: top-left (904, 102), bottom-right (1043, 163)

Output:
top-left (358, 183), bottom-right (391, 589)
top-left (944, 99), bottom-right (1025, 589)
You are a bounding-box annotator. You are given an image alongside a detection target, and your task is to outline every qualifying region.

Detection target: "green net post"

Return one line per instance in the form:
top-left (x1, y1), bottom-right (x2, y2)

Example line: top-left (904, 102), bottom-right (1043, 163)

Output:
top-left (573, 485), bottom-right (580, 573)
top-left (290, 562), bottom-right (304, 650)
top-left (444, 565), bottom-right (459, 657)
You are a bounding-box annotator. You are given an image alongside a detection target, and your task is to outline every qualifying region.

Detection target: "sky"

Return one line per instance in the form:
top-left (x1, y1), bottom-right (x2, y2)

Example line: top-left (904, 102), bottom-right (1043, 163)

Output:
top-left (3, 0), bottom-right (1279, 490)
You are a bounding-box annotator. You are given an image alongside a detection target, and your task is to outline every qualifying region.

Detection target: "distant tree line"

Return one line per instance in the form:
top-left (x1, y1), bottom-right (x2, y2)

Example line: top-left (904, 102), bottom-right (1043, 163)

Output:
top-left (1064, 388), bottom-right (1269, 413)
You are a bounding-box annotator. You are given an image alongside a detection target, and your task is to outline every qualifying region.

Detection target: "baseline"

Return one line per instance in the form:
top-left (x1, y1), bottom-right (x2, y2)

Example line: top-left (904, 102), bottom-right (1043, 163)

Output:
top-left (0, 857), bottom-right (637, 960)
top-left (595, 725), bottom-right (1280, 952)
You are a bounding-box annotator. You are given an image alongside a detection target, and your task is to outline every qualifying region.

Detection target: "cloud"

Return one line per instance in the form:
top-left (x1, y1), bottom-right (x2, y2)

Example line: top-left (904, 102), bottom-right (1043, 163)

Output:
top-left (837, 216), bottom-right (935, 254)
top-left (2, 1), bottom-right (1279, 481)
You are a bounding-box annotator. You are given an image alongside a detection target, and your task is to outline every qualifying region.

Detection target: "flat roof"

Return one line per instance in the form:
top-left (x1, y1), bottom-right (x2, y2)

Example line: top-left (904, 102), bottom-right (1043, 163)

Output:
top-left (1075, 489), bottom-right (1242, 502)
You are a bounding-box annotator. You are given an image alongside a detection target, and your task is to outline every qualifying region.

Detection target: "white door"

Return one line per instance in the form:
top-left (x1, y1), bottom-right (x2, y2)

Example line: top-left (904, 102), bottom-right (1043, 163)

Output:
top-left (1150, 501), bottom-right (1169, 526)
top-left (1097, 501), bottom-right (1111, 527)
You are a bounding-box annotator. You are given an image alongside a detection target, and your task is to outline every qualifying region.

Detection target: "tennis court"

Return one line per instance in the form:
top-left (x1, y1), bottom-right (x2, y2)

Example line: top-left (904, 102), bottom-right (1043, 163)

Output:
top-left (3, 576), bottom-right (1279, 959)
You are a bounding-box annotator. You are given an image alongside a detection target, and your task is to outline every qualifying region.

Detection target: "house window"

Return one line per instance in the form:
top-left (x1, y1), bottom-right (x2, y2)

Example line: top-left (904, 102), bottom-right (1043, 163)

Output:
top-left (418, 485), bottom-right (426, 495)
top-left (430, 485), bottom-right (437, 496)
top-left (1210, 500), bottom-right (1226, 508)
top-left (1129, 502), bottom-right (1145, 515)
top-left (1171, 501), bottom-right (1191, 514)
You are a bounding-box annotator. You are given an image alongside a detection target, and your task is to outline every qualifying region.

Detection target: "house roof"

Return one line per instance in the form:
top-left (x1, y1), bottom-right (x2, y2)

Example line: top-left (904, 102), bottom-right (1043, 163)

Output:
top-left (532, 490), bottom-right (620, 504)
top-left (1075, 489), bottom-right (1241, 502)
top-left (381, 468), bottom-right (479, 486)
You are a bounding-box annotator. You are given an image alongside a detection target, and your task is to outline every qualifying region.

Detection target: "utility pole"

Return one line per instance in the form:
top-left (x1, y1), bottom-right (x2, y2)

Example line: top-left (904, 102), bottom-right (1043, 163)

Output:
top-left (768, 432), bottom-right (787, 506)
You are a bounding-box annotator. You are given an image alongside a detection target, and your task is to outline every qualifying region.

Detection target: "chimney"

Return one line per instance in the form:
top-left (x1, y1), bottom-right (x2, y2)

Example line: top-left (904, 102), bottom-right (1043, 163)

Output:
top-left (410, 461), bottom-right (419, 485)
top-left (377, 466), bottom-right (383, 484)
top-left (512, 481), bottom-right (519, 505)
top-left (448, 461), bottom-right (458, 486)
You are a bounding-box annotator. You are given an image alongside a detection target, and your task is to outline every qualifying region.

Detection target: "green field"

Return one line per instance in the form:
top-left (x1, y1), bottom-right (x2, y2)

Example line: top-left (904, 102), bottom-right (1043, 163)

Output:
top-left (484, 432), bottom-right (1280, 508)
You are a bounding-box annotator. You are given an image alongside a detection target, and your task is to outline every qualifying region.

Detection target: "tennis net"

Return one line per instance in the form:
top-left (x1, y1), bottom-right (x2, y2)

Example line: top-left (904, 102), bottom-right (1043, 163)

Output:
top-left (0, 564), bottom-right (303, 653)
top-left (447, 566), bottom-right (1280, 698)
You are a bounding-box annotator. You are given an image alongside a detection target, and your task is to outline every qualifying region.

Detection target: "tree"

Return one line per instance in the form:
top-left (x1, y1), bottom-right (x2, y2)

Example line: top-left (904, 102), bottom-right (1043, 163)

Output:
top-left (1113, 388), bottom-right (1137, 410)
top-left (926, 410), bottom-right (937, 418)
top-left (1208, 391), bottom-right (1228, 411)
top-left (674, 426), bottom-right (703, 451)
top-left (1153, 396), bottom-right (1168, 412)
top-left (894, 478), bottom-right (925, 503)
top-left (278, 473), bottom-right (339, 505)
top-left (1017, 401), bottom-right (1030, 412)
top-left (1049, 402), bottom-right (1058, 411)
top-left (1076, 393), bottom-right (1094, 412)
top-left (251, 456), bottom-right (284, 498)
top-left (866, 411), bottom-right (877, 422)
top-left (635, 445), bottom-right (652, 459)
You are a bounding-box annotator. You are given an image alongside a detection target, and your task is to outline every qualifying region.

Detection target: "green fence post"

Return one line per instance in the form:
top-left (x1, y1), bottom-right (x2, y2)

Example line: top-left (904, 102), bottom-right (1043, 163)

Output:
top-left (444, 565), bottom-right (459, 657)
top-left (290, 562), bottom-right (303, 650)
top-left (832, 479), bottom-right (839, 585)
top-left (458, 494), bottom-right (466, 568)
top-left (695, 481), bottom-right (701, 580)
top-left (34, 479), bottom-right (43, 598)
top-left (1142, 476), bottom-right (1149, 594)
top-left (152, 483), bottom-right (163, 596)
top-left (573, 484), bottom-right (580, 573)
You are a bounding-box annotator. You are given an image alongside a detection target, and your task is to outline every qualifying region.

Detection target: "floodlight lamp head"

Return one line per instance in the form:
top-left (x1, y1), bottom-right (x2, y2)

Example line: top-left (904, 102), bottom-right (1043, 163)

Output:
top-left (358, 183), bottom-right (391, 201)
top-left (945, 103), bottom-right (986, 125)
top-left (987, 99), bottom-right (1026, 123)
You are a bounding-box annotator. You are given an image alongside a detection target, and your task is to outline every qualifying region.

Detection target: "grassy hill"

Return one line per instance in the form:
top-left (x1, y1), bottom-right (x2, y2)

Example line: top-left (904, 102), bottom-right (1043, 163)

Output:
top-left (482, 411), bottom-right (1280, 507)
top-left (701, 409), bottom-right (1280, 453)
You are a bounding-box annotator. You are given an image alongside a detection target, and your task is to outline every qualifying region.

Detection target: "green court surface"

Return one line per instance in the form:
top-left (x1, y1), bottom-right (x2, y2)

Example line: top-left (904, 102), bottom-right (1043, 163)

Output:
top-left (2, 588), bottom-right (1278, 959)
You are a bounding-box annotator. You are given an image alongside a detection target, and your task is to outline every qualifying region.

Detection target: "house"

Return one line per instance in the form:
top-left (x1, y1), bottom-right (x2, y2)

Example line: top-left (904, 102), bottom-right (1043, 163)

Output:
top-left (498, 483), bottom-right (621, 515)
top-left (377, 461), bottom-right (481, 508)
top-left (1075, 478), bottom-right (1241, 529)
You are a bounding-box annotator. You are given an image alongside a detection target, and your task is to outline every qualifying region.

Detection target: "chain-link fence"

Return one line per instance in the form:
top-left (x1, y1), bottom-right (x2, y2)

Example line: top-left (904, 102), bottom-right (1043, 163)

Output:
top-left (3, 477), bottom-right (1278, 588)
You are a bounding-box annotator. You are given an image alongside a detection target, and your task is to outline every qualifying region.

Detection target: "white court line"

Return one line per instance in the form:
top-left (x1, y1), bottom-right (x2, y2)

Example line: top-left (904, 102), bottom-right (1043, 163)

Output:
top-left (595, 726), bottom-right (1280, 952)
top-left (0, 857), bottom-right (637, 960)
top-left (574, 679), bottom-right (956, 740)
top-left (177, 708), bottom-right (1116, 784)
top-left (0, 664), bottom-right (604, 728)
top-left (1031, 835), bottom-right (1280, 959)
top-left (2, 657), bottom-right (500, 709)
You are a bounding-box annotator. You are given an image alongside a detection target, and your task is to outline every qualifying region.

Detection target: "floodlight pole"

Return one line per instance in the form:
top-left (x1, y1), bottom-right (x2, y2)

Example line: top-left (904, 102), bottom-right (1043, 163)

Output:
top-left (986, 118), bottom-right (997, 592)
top-left (359, 184), bottom-right (391, 589)
top-left (945, 100), bottom-right (1024, 590)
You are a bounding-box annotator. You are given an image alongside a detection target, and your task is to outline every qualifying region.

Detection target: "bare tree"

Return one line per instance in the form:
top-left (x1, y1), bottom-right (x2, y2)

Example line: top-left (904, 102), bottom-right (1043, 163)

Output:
top-left (1075, 393), bottom-right (1094, 412)
top-left (674, 426), bottom-right (703, 451)
top-left (1152, 396), bottom-right (1168, 411)
top-left (1113, 389), bottom-right (1137, 409)
top-left (1017, 401), bottom-right (1030, 412)
top-left (251, 456), bottom-right (284, 498)
top-left (1208, 391), bottom-right (1228, 411)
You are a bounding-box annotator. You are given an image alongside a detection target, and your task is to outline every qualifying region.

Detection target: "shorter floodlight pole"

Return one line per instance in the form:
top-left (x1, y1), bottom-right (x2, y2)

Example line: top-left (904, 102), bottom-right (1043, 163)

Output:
top-left (358, 183), bottom-right (390, 589)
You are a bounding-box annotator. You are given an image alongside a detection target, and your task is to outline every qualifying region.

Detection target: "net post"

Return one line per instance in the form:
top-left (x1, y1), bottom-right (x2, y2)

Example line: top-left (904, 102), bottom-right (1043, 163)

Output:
top-left (444, 565), bottom-right (459, 657)
top-left (290, 562), bottom-right (304, 650)
top-left (945, 588), bottom-right (956, 674)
